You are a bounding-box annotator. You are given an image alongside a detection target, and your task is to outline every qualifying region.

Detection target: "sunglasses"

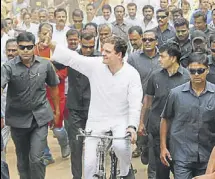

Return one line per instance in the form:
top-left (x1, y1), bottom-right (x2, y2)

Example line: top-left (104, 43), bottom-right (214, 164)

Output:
top-left (157, 15), bottom-right (167, 19)
top-left (82, 45), bottom-right (95, 49)
top-left (142, 38), bottom-right (156, 42)
top-left (211, 49), bottom-right (215, 53)
top-left (18, 45), bottom-right (34, 50)
top-left (189, 68), bottom-right (207, 75)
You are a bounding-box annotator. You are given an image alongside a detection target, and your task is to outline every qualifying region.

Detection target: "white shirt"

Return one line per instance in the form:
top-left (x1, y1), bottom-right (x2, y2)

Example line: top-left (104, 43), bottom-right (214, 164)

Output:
top-left (141, 18), bottom-right (158, 32)
top-left (1, 33), bottom-right (10, 63)
top-left (52, 25), bottom-right (70, 47)
top-left (52, 45), bottom-right (143, 129)
top-left (125, 16), bottom-right (142, 26)
top-left (92, 15), bottom-right (115, 25)
top-left (18, 23), bottom-right (39, 40)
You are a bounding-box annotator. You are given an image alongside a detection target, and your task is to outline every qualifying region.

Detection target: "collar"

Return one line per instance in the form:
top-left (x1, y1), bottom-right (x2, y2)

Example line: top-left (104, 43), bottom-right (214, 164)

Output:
top-left (208, 55), bottom-right (215, 65)
top-left (112, 21), bottom-right (126, 26)
top-left (139, 49), bottom-right (159, 58)
top-left (161, 65), bottom-right (184, 75)
top-left (182, 81), bottom-right (215, 93)
top-left (158, 23), bottom-right (173, 31)
top-left (14, 55), bottom-right (41, 64)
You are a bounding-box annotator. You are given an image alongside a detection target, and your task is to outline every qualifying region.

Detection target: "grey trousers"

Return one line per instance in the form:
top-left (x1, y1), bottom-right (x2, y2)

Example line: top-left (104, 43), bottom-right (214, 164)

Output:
top-left (1, 160), bottom-right (10, 179)
top-left (10, 119), bottom-right (48, 179)
top-left (174, 161), bottom-right (207, 179)
top-left (67, 109), bottom-right (88, 179)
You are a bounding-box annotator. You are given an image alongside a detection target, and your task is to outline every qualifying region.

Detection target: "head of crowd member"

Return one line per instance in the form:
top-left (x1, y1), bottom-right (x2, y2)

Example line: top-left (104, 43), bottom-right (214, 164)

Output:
top-left (1, 19), bottom-right (7, 38)
top-left (127, 3), bottom-right (137, 18)
top-left (48, 7), bottom-right (55, 23)
top-left (199, 0), bottom-right (210, 13)
top-left (160, 0), bottom-right (168, 9)
top-left (86, 3), bottom-right (96, 19)
top-left (156, 9), bottom-right (169, 27)
top-left (174, 17), bottom-right (189, 42)
top-left (66, 29), bottom-right (80, 50)
top-left (171, 8), bottom-right (183, 22)
top-left (102, 36), bottom-right (127, 66)
top-left (38, 8), bottom-right (49, 23)
top-left (20, 8), bottom-right (28, 21)
top-left (158, 42), bottom-right (181, 70)
top-left (5, 39), bottom-right (18, 60)
top-left (5, 18), bottom-right (13, 31)
top-left (191, 30), bottom-right (208, 53)
top-left (31, 8), bottom-right (39, 24)
top-left (181, 0), bottom-right (191, 14)
top-left (84, 22), bottom-right (98, 37)
top-left (72, 9), bottom-right (84, 31)
top-left (193, 11), bottom-right (207, 32)
top-left (38, 23), bottom-right (53, 45)
top-left (142, 30), bottom-right (158, 55)
top-left (102, 4), bottom-right (112, 21)
top-left (187, 52), bottom-right (209, 85)
top-left (54, 8), bottom-right (67, 29)
top-left (142, 5), bottom-right (154, 22)
top-left (114, 5), bottom-right (125, 23)
top-left (80, 32), bottom-right (95, 56)
top-left (23, 12), bottom-right (32, 26)
top-left (210, 35), bottom-right (215, 58)
top-left (16, 32), bottom-right (36, 64)
top-left (128, 26), bottom-right (143, 51)
top-left (98, 23), bottom-right (112, 45)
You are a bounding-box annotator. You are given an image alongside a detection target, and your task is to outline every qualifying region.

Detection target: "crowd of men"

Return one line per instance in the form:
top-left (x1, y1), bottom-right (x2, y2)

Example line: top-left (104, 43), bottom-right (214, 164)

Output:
top-left (1, 0), bottom-right (215, 179)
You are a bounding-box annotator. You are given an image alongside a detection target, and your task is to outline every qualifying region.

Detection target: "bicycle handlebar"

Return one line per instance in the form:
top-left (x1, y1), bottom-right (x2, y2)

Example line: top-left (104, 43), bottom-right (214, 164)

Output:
top-left (76, 128), bottom-right (131, 141)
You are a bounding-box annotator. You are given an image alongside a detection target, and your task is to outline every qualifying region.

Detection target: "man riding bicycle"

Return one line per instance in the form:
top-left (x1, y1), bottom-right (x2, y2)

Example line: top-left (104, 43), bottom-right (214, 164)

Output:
top-left (46, 34), bottom-right (143, 179)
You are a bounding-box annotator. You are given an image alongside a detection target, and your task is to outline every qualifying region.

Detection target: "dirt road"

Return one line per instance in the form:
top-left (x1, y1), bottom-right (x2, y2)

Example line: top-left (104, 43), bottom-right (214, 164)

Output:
top-left (6, 131), bottom-right (149, 179)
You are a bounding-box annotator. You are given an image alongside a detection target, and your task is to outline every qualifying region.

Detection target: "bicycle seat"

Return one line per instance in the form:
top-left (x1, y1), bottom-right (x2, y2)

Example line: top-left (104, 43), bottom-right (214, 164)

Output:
top-left (105, 130), bottom-right (113, 136)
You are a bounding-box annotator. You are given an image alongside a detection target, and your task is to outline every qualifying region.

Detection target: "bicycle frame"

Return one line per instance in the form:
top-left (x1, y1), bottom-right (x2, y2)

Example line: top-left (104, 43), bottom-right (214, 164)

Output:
top-left (76, 129), bottom-right (130, 179)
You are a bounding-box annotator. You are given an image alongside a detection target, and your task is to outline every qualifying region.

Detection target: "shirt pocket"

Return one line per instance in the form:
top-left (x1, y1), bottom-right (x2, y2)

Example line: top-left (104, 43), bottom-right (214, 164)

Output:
top-left (11, 73), bottom-right (29, 92)
top-left (177, 106), bottom-right (191, 123)
top-left (203, 99), bottom-right (215, 122)
top-left (35, 71), bottom-right (47, 89)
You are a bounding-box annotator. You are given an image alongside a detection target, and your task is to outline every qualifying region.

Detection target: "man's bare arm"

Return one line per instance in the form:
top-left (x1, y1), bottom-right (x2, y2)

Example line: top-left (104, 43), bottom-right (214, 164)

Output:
top-left (206, 147), bottom-right (215, 174)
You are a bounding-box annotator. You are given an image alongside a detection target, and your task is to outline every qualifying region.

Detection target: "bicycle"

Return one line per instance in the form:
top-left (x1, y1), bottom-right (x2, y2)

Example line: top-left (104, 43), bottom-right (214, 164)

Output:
top-left (76, 128), bottom-right (136, 179)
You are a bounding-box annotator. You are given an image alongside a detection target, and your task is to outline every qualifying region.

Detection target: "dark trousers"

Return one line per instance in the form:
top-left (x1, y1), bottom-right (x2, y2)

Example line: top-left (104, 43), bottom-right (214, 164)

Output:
top-left (1, 160), bottom-right (10, 179)
top-left (174, 161), bottom-right (207, 179)
top-left (67, 109), bottom-right (88, 179)
top-left (148, 134), bottom-right (156, 179)
top-left (153, 136), bottom-right (174, 179)
top-left (10, 119), bottom-right (48, 179)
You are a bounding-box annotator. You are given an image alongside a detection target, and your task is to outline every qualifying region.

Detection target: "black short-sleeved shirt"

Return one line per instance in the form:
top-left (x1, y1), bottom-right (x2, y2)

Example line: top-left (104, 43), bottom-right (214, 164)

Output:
top-left (1, 56), bottom-right (60, 128)
top-left (161, 81), bottom-right (215, 162)
top-left (146, 66), bottom-right (190, 137)
top-left (207, 55), bottom-right (215, 84)
top-left (127, 50), bottom-right (161, 97)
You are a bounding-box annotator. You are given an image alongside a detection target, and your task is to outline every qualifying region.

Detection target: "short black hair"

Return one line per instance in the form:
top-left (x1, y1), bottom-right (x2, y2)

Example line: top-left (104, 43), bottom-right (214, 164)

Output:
top-left (142, 5), bottom-right (154, 13)
top-left (5, 18), bottom-right (13, 23)
top-left (144, 30), bottom-right (158, 39)
top-left (127, 2), bottom-right (137, 9)
top-left (31, 8), bottom-right (38, 13)
top-left (188, 52), bottom-right (209, 67)
top-left (84, 22), bottom-right (98, 36)
top-left (156, 8), bottom-right (169, 16)
top-left (114, 5), bottom-right (125, 12)
top-left (54, 8), bottom-right (67, 17)
top-left (128, 26), bottom-right (143, 35)
top-left (98, 23), bottom-right (112, 32)
top-left (6, 38), bottom-right (17, 47)
top-left (193, 11), bottom-right (207, 22)
top-left (80, 31), bottom-right (95, 41)
top-left (66, 29), bottom-right (80, 38)
top-left (102, 4), bottom-right (112, 12)
top-left (38, 8), bottom-right (48, 15)
top-left (174, 17), bottom-right (189, 28)
top-left (86, 3), bottom-right (95, 9)
top-left (72, 9), bottom-right (84, 18)
top-left (104, 36), bottom-right (128, 58)
top-left (159, 42), bottom-right (181, 63)
top-left (38, 23), bottom-right (53, 33)
top-left (17, 32), bottom-right (36, 45)
top-left (171, 8), bottom-right (183, 16)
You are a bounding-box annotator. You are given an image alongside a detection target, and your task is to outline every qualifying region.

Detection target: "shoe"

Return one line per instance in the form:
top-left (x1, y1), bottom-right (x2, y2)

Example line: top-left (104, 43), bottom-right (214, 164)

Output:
top-left (61, 144), bottom-right (70, 158)
top-left (141, 145), bottom-right (149, 165)
top-left (132, 147), bottom-right (141, 158)
top-left (120, 169), bottom-right (135, 179)
top-left (43, 157), bottom-right (55, 166)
